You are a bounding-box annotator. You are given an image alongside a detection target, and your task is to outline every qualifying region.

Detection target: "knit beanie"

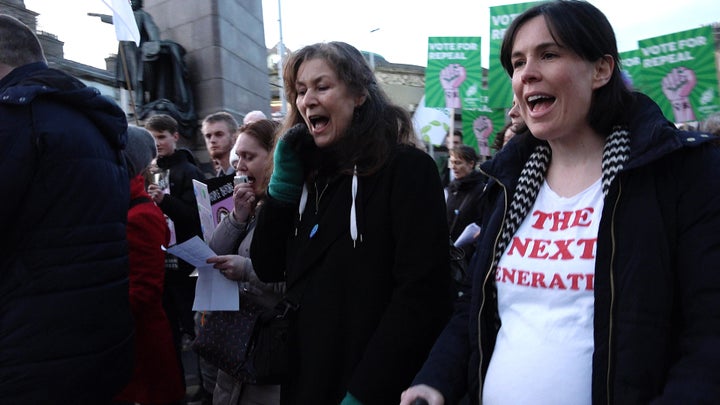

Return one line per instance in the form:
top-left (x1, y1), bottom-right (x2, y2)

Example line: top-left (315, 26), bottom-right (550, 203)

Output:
top-left (124, 125), bottom-right (157, 178)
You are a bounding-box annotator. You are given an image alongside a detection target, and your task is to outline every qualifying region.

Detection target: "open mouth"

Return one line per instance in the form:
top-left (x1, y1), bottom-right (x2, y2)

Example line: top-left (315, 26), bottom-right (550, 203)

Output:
top-left (308, 115), bottom-right (329, 132)
top-left (527, 94), bottom-right (555, 112)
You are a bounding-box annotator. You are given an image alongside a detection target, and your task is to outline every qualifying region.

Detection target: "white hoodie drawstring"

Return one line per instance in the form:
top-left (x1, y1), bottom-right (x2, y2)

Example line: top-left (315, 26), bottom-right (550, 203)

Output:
top-left (350, 165), bottom-right (359, 247)
top-left (296, 183), bottom-right (308, 236)
top-left (296, 169), bottom-right (360, 247)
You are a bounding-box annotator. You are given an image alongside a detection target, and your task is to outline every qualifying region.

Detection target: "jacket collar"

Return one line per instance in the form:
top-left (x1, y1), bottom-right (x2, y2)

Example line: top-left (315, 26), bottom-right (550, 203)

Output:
top-left (157, 148), bottom-right (197, 169)
top-left (0, 61), bottom-right (47, 91)
top-left (447, 170), bottom-right (485, 193)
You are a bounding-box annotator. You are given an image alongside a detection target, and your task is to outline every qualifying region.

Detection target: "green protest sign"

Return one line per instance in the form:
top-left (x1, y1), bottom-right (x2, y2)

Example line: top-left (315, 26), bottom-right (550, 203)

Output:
top-left (638, 26), bottom-right (720, 123)
top-left (619, 49), bottom-right (650, 94)
top-left (487, 1), bottom-right (541, 109)
top-left (461, 107), bottom-right (507, 158)
top-left (425, 37), bottom-right (483, 109)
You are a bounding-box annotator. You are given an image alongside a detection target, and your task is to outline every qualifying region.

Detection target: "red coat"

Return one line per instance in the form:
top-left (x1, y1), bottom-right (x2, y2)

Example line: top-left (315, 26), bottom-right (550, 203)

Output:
top-left (114, 175), bottom-right (185, 404)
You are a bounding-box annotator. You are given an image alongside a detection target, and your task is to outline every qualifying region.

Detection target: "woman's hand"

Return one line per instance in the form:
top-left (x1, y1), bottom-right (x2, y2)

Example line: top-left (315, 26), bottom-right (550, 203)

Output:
top-left (399, 385), bottom-right (444, 405)
top-left (206, 254), bottom-right (249, 281)
top-left (232, 182), bottom-right (256, 223)
top-left (267, 124), bottom-right (311, 203)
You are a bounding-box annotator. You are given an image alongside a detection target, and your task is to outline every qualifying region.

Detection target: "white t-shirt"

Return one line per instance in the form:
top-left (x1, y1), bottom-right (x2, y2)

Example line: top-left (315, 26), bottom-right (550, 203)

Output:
top-left (482, 179), bottom-right (603, 405)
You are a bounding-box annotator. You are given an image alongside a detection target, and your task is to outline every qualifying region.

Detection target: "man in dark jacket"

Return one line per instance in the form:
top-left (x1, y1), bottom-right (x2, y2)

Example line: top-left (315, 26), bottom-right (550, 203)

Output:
top-left (146, 113), bottom-right (206, 397)
top-left (0, 14), bottom-right (134, 403)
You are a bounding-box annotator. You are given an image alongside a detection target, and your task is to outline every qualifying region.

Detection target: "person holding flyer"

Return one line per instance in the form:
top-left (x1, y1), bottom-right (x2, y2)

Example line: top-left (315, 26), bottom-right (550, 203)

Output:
top-left (205, 119), bottom-right (284, 404)
top-left (146, 113), bottom-right (206, 398)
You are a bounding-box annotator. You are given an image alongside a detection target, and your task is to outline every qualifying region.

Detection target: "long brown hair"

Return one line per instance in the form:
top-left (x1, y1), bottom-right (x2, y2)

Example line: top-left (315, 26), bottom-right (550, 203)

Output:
top-left (281, 41), bottom-right (416, 175)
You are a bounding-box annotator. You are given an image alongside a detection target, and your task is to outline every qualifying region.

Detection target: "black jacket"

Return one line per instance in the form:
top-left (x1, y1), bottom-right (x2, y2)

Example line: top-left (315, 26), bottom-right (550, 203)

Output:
top-left (413, 93), bottom-right (720, 404)
top-left (446, 170), bottom-right (486, 243)
top-left (252, 145), bottom-right (453, 404)
top-left (0, 62), bottom-right (134, 402)
top-left (156, 148), bottom-right (205, 275)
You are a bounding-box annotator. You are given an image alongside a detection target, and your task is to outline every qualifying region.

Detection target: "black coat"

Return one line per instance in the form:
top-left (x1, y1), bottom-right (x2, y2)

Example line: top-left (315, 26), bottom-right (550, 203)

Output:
top-left (156, 148), bottom-right (205, 275)
top-left (251, 145), bottom-right (453, 404)
top-left (446, 170), bottom-right (486, 243)
top-left (0, 63), bottom-right (134, 402)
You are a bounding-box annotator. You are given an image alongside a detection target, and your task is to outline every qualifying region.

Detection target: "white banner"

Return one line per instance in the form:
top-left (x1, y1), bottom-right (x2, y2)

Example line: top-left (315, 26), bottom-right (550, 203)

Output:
top-left (101, 0), bottom-right (140, 45)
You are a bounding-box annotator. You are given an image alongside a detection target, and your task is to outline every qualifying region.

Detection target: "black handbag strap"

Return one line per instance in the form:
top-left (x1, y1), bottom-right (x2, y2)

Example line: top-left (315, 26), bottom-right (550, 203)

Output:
top-left (270, 263), bottom-right (323, 320)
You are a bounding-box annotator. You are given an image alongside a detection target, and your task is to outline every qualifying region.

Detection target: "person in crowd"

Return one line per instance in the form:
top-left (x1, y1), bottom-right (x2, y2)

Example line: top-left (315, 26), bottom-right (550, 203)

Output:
top-left (437, 129), bottom-right (464, 188)
top-left (699, 111), bottom-right (720, 135)
top-left (446, 145), bottom-right (486, 277)
top-left (205, 119), bottom-right (284, 404)
top-left (203, 111), bottom-right (238, 177)
top-left (232, 109), bottom-right (268, 169)
top-left (243, 109), bottom-right (268, 125)
top-left (491, 122), bottom-right (516, 154)
top-left (492, 99), bottom-right (527, 154)
top-left (146, 113), bottom-right (207, 397)
top-left (507, 98), bottom-right (523, 130)
top-left (195, 111), bottom-right (240, 402)
top-left (446, 128), bottom-right (463, 150)
top-left (249, 41), bottom-right (453, 404)
top-left (114, 126), bottom-right (185, 405)
top-left (0, 14), bottom-right (134, 402)
top-left (401, 1), bottom-right (720, 404)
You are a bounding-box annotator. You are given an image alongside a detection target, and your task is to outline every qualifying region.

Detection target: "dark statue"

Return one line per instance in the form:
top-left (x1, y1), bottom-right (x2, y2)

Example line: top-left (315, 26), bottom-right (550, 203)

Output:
top-left (90, 0), bottom-right (197, 137)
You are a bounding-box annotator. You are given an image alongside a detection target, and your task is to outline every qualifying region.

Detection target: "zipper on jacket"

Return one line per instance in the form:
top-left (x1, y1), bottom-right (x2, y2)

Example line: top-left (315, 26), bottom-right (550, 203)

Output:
top-left (476, 170), bottom-right (508, 403)
top-left (606, 180), bottom-right (621, 404)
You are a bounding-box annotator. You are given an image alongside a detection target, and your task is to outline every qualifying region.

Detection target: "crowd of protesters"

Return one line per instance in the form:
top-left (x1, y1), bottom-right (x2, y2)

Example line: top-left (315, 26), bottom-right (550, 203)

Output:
top-left (3, 2), bottom-right (720, 404)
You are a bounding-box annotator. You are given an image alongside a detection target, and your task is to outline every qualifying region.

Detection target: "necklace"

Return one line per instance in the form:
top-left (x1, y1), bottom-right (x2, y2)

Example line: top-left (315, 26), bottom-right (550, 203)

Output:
top-left (314, 180), bottom-right (329, 215)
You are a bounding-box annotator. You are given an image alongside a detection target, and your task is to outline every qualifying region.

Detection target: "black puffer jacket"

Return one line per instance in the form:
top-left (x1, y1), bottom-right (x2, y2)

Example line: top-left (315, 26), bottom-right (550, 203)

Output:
top-left (0, 62), bottom-right (134, 402)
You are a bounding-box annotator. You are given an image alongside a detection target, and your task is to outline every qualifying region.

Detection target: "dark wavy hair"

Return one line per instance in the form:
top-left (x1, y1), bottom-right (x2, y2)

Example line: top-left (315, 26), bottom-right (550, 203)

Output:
top-left (281, 41), bottom-right (416, 175)
top-left (500, 0), bottom-right (634, 135)
top-left (450, 145), bottom-right (479, 167)
top-left (492, 122), bottom-right (514, 153)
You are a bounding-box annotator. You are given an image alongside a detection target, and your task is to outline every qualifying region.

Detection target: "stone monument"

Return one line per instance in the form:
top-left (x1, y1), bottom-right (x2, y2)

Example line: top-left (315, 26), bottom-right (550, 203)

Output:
top-left (141, 0), bottom-right (271, 125)
top-left (91, 0), bottom-right (197, 138)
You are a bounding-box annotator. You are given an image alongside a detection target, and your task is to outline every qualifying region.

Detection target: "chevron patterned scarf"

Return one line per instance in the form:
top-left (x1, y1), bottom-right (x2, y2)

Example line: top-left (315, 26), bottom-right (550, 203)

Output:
top-left (490, 128), bottom-right (631, 273)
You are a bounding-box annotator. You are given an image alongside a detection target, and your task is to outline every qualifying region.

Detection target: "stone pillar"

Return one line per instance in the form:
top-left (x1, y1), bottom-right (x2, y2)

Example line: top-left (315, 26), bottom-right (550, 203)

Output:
top-left (0, 0), bottom-right (36, 29)
top-left (144, 0), bottom-right (271, 126)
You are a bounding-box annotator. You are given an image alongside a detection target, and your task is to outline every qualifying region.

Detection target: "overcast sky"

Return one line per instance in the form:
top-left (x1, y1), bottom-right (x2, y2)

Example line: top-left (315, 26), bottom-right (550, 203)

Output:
top-left (23, 0), bottom-right (720, 70)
